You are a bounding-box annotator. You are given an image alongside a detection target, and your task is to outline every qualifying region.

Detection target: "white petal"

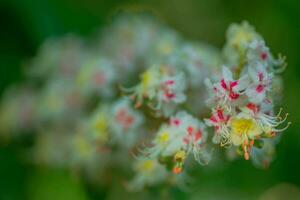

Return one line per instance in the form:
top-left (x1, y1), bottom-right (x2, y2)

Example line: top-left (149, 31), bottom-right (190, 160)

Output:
top-left (246, 87), bottom-right (266, 103)
top-left (222, 66), bottom-right (233, 82)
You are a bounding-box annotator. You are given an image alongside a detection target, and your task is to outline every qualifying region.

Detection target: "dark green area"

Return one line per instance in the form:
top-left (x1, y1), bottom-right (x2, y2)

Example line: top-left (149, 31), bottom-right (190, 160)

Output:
top-left (1, 0), bottom-right (300, 199)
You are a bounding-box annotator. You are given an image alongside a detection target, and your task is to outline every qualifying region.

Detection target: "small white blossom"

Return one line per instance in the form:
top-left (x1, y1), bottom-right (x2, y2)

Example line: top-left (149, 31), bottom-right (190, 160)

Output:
top-left (205, 66), bottom-right (249, 107)
top-left (128, 158), bottom-right (168, 191)
top-left (77, 56), bottom-right (117, 98)
top-left (88, 98), bottom-right (144, 148)
top-left (245, 62), bottom-right (273, 103)
top-left (144, 111), bottom-right (210, 174)
top-left (110, 98), bottom-right (144, 147)
top-left (124, 65), bottom-right (187, 116)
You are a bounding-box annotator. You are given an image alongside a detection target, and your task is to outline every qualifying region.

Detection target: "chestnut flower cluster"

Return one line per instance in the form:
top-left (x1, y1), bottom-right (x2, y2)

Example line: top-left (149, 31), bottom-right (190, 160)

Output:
top-left (204, 23), bottom-right (290, 161)
top-left (0, 14), bottom-right (289, 192)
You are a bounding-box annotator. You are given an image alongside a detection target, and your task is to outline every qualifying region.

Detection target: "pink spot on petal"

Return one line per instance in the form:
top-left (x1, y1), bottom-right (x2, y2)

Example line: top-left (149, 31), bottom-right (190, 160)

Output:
top-left (229, 91), bottom-right (239, 100)
top-left (194, 130), bottom-right (202, 142)
top-left (116, 108), bottom-right (135, 130)
top-left (229, 81), bottom-right (238, 88)
top-left (217, 109), bottom-right (224, 121)
top-left (220, 79), bottom-right (227, 90)
top-left (213, 87), bottom-right (218, 93)
top-left (258, 72), bottom-right (264, 82)
top-left (261, 52), bottom-right (268, 60)
top-left (256, 84), bottom-right (264, 93)
top-left (183, 137), bottom-right (190, 144)
top-left (246, 103), bottom-right (259, 113)
top-left (172, 119), bottom-right (181, 126)
top-left (210, 116), bottom-right (218, 123)
top-left (164, 80), bottom-right (175, 85)
top-left (187, 126), bottom-right (194, 135)
top-left (165, 92), bottom-right (176, 99)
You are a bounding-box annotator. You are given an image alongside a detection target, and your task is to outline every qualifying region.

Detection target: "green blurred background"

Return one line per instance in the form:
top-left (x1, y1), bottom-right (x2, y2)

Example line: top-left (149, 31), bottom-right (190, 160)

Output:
top-left (1, 0), bottom-right (300, 199)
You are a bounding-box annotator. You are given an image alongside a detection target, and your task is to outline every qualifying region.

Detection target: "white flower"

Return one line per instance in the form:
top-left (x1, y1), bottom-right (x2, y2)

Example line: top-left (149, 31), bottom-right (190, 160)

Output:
top-left (247, 40), bottom-right (271, 65)
top-left (128, 158), bottom-right (168, 191)
top-left (223, 21), bottom-right (262, 67)
top-left (241, 103), bottom-right (290, 136)
top-left (206, 66), bottom-right (249, 106)
top-left (127, 65), bottom-right (161, 106)
top-left (144, 111), bottom-right (210, 174)
top-left (124, 65), bottom-right (187, 116)
top-left (245, 61), bottom-right (273, 103)
top-left (158, 72), bottom-right (187, 103)
top-left (77, 56), bottom-right (117, 98)
top-left (110, 98), bottom-right (144, 147)
top-left (88, 98), bottom-right (144, 148)
top-left (37, 79), bottom-right (84, 122)
top-left (205, 108), bottom-right (231, 145)
top-left (224, 104), bottom-right (290, 160)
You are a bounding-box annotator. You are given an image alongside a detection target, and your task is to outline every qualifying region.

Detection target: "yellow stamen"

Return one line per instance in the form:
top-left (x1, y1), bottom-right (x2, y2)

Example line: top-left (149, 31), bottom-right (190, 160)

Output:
top-left (157, 131), bottom-right (170, 144)
top-left (231, 118), bottom-right (258, 136)
top-left (174, 150), bottom-right (186, 163)
top-left (138, 160), bottom-right (154, 172)
top-left (172, 150), bottom-right (186, 174)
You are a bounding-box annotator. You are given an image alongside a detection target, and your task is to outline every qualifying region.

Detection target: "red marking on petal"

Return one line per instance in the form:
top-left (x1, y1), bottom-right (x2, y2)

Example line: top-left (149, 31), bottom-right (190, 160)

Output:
top-left (217, 109), bottom-right (224, 121)
top-left (194, 130), bottom-right (202, 141)
top-left (229, 91), bottom-right (239, 100)
top-left (187, 126), bottom-right (194, 135)
top-left (183, 137), bottom-right (190, 144)
top-left (210, 116), bottom-right (218, 123)
top-left (164, 80), bottom-right (175, 85)
top-left (213, 87), bottom-right (218, 93)
top-left (220, 79), bottom-right (227, 90)
top-left (256, 84), bottom-right (264, 93)
top-left (125, 116), bottom-right (134, 126)
top-left (229, 81), bottom-right (238, 88)
top-left (246, 103), bottom-right (258, 113)
top-left (258, 72), bottom-right (264, 82)
top-left (261, 52), bottom-right (268, 60)
top-left (172, 119), bottom-right (181, 126)
top-left (165, 92), bottom-right (176, 99)
top-left (116, 108), bottom-right (135, 129)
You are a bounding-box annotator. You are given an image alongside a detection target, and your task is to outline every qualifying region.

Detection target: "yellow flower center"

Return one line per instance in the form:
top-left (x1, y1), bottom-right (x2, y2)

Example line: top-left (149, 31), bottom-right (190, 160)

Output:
top-left (138, 160), bottom-right (154, 172)
top-left (157, 131), bottom-right (170, 144)
top-left (93, 115), bottom-right (108, 141)
top-left (141, 70), bottom-right (152, 89)
top-left (230, 118), bottom-right (257, 136)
